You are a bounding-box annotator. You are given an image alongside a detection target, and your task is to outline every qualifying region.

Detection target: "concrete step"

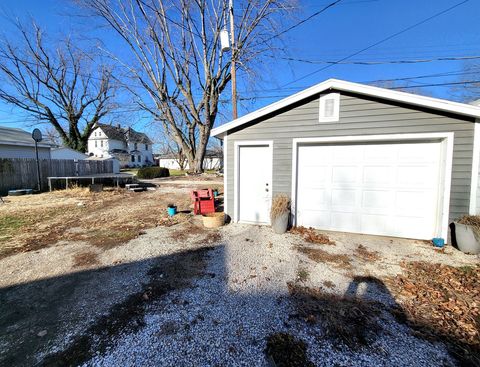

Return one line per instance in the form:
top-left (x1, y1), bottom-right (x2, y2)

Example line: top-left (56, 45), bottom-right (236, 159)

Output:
top-left (125, 183), bottom-right (140, 189)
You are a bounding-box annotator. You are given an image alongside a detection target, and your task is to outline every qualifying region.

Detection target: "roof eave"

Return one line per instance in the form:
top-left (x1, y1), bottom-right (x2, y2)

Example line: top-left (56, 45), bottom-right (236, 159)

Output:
top-left (211, 78), bottom-right (480, 138)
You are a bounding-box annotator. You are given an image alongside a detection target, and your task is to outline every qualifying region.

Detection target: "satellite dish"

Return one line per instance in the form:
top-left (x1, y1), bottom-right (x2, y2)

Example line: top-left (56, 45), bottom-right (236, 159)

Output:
top-left (32, 128), bottom-right (43, 142)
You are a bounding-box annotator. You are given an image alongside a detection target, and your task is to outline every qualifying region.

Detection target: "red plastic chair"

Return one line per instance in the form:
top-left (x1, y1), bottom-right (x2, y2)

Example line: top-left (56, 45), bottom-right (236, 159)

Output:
top-left (191, 189), bottom-right (215, 215)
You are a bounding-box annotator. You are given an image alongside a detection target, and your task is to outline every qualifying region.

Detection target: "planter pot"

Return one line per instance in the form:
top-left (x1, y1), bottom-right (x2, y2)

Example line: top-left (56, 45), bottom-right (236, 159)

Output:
top-left (271, 211), bottom-right (289, 234)
top-left (213, 190), bottom-right (219, 198)
top-left (167, 206), bottom-right (177, 217)
top-left (202, 212), bottom-right (224, 228)
top-left (453, 222), bottom-right (480, 254)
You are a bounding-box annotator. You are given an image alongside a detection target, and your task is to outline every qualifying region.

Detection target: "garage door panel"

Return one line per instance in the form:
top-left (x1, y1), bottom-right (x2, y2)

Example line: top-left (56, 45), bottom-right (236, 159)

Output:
top-left (361, 190), bottom-right (393, 214)
top-left (398, 143), bottom-right (439, 162)
top-left (299, 166), bottom-right (328, 186)
top-left (397, 166), bottom-right (437, 187)
top-left (360, 214), bottom-right (393, 236)
top-left (299, 210), bottom-right (331, 228)
top-left (362, 166), bottom-right (392, 185)
top-left (332, 145), bottom-right (363, 163)
top-left (332, 212), bottom-right (359, 232)
top-left (331, 189), bottom-right (357, 208)
top-left (332, 166), bottom-right (359, 184)
top-left (296, 141), bottom-right (443, 239)
top-left (363, 145), bottom-right (397, 162)
top-left (298, 188), bottom-right (328, 208)
top-left (395, 191), bottom-right (436, 215)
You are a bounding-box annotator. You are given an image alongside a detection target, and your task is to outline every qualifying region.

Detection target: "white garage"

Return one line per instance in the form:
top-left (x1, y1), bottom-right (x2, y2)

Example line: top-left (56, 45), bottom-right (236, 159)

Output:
top-left (293, 136), bottom-right (450, 239)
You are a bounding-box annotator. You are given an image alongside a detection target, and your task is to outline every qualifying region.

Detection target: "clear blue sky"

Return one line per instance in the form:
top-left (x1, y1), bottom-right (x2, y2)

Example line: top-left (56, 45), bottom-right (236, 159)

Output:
top-left (0, 0), bottom-right (479, 143)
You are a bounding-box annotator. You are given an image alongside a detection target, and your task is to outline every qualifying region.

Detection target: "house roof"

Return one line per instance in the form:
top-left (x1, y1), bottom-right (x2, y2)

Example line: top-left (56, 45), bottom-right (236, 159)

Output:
top-left (51, 147), bottom-right (88, 156)
top-left (211, 79), bottom-right (480, 138)
top-left (96, 123), bottom-right (153, 144)
top-left (0, 126), bottom-right (52, 148)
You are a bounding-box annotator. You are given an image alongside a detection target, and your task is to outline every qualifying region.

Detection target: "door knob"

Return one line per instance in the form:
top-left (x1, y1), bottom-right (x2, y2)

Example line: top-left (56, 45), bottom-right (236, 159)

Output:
top-left (265, 188), bottom-right (269, 192)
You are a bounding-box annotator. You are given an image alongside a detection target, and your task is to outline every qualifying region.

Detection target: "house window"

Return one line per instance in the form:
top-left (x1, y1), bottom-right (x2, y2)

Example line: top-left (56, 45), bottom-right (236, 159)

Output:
top-left (145, 144), bottom-right (148, 151)
top-left (95, 141), bottom-right (97, 148)
top-left (138, 155), bottom-right (141, 162)
top-left (134, 142), bottom-right (138, 150)
top-left (131, 155), bottom-right (135, 162)
top-left (101, 140), bottom-right (104, 147)
top-left (319, 92), bottom-right (340, 122)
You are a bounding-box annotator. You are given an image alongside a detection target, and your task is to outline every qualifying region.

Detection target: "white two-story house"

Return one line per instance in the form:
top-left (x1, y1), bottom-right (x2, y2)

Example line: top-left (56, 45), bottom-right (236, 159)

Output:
top-left (87, 123), bottom-right (154, 167)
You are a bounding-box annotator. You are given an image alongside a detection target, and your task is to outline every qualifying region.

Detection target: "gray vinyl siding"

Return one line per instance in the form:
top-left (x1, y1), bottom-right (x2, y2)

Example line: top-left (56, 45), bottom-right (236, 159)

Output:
top-left (0, 144), bottom-right (51, 159)
top-left (225, 92), bottom-right (476, 223)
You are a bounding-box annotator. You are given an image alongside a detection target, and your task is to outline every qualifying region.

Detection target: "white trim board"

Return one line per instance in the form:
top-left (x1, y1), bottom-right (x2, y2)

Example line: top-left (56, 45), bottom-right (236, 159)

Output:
top-left (469, 121), bottom-right (480, 214)
top-left (233, 140), bottom-right (273, 224)
top-left (290, 132), bottom-right (454, 241)
top-left (211, 78), bottom-right (480, 138)
top-left (223, 134), bottom-right (228, 216)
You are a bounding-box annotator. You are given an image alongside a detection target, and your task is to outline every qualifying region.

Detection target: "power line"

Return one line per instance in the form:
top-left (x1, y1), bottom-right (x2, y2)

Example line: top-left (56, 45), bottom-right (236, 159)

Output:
top-left (237, 68), bottom-right (480, 94)
top-left (282, 0), bottom-right (471, 87)
top-left (263, 0), bottom-right (343, 43)
top-left (277, 55), bottom-right (480, 65)
top-left (238, 80), bottom-right (480, 101)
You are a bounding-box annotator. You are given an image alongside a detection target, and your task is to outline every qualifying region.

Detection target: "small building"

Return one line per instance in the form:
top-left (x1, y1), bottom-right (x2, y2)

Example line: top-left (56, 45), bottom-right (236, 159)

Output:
top-left (51, 147), bottom-right (89, 160)
top-left (211, 79), bottom-right (480, 241)
top-left (87, 123), bottom-right (153, 167)
top-left (0, 126), bottom-right (51, 159)
top-left (157, 149), bottom-right (222, 170)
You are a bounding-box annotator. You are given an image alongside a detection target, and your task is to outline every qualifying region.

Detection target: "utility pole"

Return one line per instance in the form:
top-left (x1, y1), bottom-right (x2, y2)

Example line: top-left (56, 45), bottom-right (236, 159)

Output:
top-left (229, 0), bottom-right (238, 120)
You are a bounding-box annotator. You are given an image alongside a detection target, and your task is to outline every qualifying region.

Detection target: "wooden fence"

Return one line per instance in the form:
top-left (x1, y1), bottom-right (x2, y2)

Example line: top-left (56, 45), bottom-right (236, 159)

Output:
top-left (0, 158), bottom-right (113, 195)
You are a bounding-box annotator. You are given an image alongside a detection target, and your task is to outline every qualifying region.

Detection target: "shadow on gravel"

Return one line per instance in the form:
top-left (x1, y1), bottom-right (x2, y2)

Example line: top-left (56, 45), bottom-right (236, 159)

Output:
top-left (0, 244), bottom-right (219, 367)
top-left (286, 276), bottom-right (479, 366)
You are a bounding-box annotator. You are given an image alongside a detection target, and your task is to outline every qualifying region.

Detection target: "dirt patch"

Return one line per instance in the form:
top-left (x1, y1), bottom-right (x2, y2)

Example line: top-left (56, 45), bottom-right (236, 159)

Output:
top-left (290, 227), bottom-right (335, 245)
top-left (296, 246), bottom-right (351, 269)
top-left (386, 261), bottom-right (480, 365)
top-left (265, 332), bottom-right (314, 367)
top-left (41, 245), bottom-right (216, 366)
top-left (355, 244), bottom-right (381, 262)
top-left (72, 251), bottom-right (100, 267)
top-left (287, 282), bottom-right (383, 349)
top-left (0, 188), bottom-right (196, 258)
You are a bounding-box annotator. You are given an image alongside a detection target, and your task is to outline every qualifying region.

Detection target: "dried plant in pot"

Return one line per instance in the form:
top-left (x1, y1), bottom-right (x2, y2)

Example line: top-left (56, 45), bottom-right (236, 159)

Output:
top-left (270, 194), bottom-right (290, 234)
top-left (453, 215), bottom-right (480, 254)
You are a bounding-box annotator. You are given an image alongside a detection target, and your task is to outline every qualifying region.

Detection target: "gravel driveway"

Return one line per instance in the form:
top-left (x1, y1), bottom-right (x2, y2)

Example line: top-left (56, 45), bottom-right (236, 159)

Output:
top-left (1, 213), bottom-right (478, 366)
top-left (80, 225), bottom-right (476, 366)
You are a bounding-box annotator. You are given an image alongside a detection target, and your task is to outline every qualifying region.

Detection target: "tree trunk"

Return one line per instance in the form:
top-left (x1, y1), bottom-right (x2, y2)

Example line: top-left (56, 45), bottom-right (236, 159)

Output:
top-left (190, 127), bottom-right (210, 173)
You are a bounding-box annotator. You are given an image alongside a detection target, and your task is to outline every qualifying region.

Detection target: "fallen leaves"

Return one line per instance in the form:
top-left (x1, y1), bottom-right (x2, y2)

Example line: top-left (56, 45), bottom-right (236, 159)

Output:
top-left (290, 226), bottom-right (335, 245)
top-left (355, 244), bottom-right (380, 262)
top-left (386, 261), bottom-right (480, 364)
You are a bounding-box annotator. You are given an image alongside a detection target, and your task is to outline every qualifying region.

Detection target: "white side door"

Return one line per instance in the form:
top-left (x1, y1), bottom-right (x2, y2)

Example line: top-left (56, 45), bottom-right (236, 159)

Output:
top-left (237, 144), bottom-right (272, 224)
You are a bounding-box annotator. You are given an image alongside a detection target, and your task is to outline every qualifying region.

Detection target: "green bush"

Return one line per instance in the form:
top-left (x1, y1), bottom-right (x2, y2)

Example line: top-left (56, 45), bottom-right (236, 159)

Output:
top-left (136, 167), bottom-right (170, 179)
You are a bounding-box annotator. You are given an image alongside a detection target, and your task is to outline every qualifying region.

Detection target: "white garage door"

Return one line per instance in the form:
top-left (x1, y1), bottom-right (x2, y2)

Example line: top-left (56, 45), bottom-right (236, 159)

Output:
top-left (295, 141), bottom-right (444, 239)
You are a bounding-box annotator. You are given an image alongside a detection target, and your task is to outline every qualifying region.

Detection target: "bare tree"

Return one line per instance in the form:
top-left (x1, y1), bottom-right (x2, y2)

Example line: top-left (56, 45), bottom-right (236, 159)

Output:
top-left (160, 139), bottom-right (188, 171)
top-left (451, 61), bottom-right (480, 103)
top-left (82, 0), bottom-right (291, 172)
top-left (0, 22), bottom-right (115, 152)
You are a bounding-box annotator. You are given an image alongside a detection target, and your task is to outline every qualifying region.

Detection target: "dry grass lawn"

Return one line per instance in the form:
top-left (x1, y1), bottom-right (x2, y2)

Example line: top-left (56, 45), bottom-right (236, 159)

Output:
top-left (0, 187), bottom-right (197, 259)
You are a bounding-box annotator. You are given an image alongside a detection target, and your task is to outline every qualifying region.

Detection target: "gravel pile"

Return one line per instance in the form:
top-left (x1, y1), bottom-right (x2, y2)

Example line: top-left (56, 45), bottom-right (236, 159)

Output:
top-left (84, 224), bottom-right (457, 367)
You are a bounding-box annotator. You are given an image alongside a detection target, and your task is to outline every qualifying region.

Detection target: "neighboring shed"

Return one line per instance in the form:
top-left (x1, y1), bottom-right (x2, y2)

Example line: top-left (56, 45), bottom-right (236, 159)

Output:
top-left (157, 149), bottom-right (222, 170)
top-left (211, 79), bottom-right (480, 241)
top-left (0, 126), bottom-right (51, 159)
top-left (51, 147), bottom-right (88, 160)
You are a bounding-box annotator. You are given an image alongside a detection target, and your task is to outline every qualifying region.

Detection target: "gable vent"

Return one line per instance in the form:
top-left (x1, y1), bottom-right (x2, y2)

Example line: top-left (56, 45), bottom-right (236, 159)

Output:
top-left (319, 92), bottom-right (340, 122)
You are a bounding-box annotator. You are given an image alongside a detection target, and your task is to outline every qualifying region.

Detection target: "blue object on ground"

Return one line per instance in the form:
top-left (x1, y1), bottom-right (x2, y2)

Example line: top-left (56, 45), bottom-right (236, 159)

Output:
top-left (432, 237), bottom-right (445, 248)
top-left (167, 206), bottom-right (177, 217)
